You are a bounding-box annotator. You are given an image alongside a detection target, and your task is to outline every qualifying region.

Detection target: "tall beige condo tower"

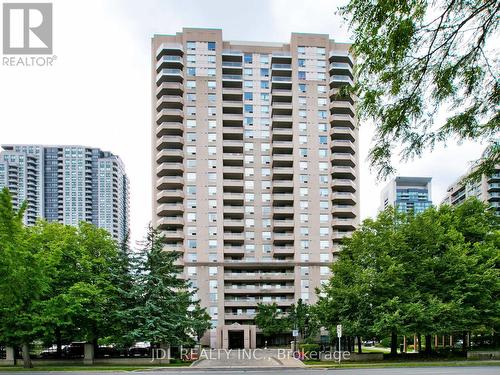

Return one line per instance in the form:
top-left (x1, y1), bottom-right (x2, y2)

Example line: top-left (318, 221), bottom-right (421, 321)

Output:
top-left (151, 28), bottom-right (359, 349)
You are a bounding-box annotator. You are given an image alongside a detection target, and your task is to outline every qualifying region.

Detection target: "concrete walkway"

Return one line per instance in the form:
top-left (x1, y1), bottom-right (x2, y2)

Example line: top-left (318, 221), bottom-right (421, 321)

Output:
top-left (191, 349), bottom-right (304, 368)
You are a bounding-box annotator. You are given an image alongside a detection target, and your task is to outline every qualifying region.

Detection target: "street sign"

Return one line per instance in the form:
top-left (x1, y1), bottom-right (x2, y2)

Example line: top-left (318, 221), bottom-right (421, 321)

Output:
top-left (337, 324), bottom-right (342, 337)
top-left (292, 330), bottom-right (299, 337)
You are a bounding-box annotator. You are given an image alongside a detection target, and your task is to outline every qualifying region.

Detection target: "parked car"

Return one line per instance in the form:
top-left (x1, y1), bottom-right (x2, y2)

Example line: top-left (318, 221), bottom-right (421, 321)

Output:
top-left (63, 342), bottom-right (85, 358)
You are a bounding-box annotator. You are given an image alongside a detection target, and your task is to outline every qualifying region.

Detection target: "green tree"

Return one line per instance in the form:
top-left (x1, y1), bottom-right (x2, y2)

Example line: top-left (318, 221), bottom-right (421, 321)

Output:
top-left (0, 188), bottom-right (51, 367)
top-left (126, 227), bottom-right (210, 349)
top-left (340, 0), bottom-right (499, 179)
top-left (288, 299), bottom-right (319, 341)
top-left (255, 302), bottom-right (289, 341)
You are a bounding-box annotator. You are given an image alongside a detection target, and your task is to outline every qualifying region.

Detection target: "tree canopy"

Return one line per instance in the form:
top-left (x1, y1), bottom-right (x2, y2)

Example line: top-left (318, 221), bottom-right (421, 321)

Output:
top-left (316, 198), bottom-right (500, 355)
top-left (340, 0), bottom-right (499, 180)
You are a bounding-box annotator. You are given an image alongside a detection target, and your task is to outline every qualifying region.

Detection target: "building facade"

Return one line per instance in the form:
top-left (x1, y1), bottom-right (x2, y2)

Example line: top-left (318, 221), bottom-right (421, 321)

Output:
top-left (0, 144), bottom-right (130, 242)
top-left (442, 147), bottom-right (500, 215)
top-left (151, 28), bottom-right (360, 349)
top-left (379, 176), bottom-right (432, 214)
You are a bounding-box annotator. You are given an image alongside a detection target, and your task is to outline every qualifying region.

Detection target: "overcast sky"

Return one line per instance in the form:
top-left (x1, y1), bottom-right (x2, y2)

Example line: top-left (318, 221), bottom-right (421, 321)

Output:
top-left (0, 0), bottom-right (488, 245)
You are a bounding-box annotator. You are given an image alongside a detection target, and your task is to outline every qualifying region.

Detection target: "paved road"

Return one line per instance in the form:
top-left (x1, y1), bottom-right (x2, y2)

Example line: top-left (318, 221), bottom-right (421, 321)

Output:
top-left (1, 366), bottom-right (499, 375)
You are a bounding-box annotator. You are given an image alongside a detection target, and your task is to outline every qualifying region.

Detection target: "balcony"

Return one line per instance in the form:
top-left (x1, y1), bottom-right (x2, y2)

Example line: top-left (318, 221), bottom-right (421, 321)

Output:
top-left (272, 167), bottom-right (294, 180)
top-left (223, 219), bottom-right (244, 229)
top-left (273, 193), bottom-right (294, 202)
top-left (222, 74), bottom-right (243, 88)
top-left (272, 180), bottom-right (294, 189)
top-left (329, 61), bottom-right (353, 77)
top-left (332, 204), bottom-right (357, 217)
top-left (223, 192), bottom-right (244, 204)
top-left (156, 82), bottom-right (184, 98)
top-left (271, 76), bottom-right (292, 89)
top-left (156, 68), bottom-right (183, 85)
top-left (330, 114), bottom-right (355, 129)
top-left (488, 183), bottom-right (500, 192)
top-left (329, 75), bottom-right (354, 89)
top-left (331, 140), bottom-right (356, 154)
top-left (272, 154), bottom-right (294, 164)
top-left (156, 95), bottom-right (184, 111)
top-left (271, 89), bottom-right (293, 100)
top-left (156, 55), bottom-right (184, 71)
top-left (156, 122), bottom-right (183, 137)
top-left (223, 166), bottom-right (244, 179)
top-left (162, 229), bottom-right (184, 240)
top-left (273, 206), bottom-right (294, 215)
top-left (223, 179), bottom-right (245, 188)
top-left (157, 203), bottom-right (184, 216)
top-left (273, 219), bottom-right (294, 229)
top-left (272, 115), bottom-right (293, 128)
top-left (223, 127), bottom-right (244, 136)
top-left (331, 153), bottom-right (356, 167)
top-left (271, 63), bottom-right (292, 71)
top-left (332, 218), bottom-right (357, 230)
top-left (329, 51), bottom-right (354, 65)
top-left (222, 61), bottom-right (243, 68)
top-left (224, 205), bottom-right (245, 214)
top-left (156, 135), bottom-right (184, 150)
top-left (223, 139), bottom-right (244, 149)
top-left (330, 126), bottom-right (355, 141)
top-left (156, 162), bottom-right (184, 177)
top-left (224, 313), bottom-right (255, 321)
top-left (332, 179), bottom-right (356, 192)
top-left (157, 216), bottom-right (184, 229)
top-left (156, 43), bottom-right (183, 59)
top-left (156, 108), bottom-right (183, 124)
top-left (156, 176), bottom-right (184, 190)
top-left (272, 141), bottom-right (293, 154)
top-left (273, 246), bottom-right (295, 256)
top-left (224, 232), bottom-right (245, 241)
top-left (156, 149), bottom-right (183, 163)
top-left (332, 231), bottom-right (352, 242)
top-left (330, 101), bottom-right (355, 117)
top-left (331, 166), bottom-right (356, 180)
top-left (224, 246), bottom-right (245, 256)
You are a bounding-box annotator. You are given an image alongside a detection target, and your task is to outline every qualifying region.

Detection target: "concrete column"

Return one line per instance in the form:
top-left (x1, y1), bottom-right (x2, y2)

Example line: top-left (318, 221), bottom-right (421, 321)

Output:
top-left (250, 326), bottom-right (256, 349)
top-left (435, 335), bottom-right (438, 349)
top-left (222, 327), bottom-right (229, 350)
top-left (243, 326), bottom-right (250, 349)
top-left (450, 335), bottom-right (453, 347)
top-left (83, 343), bottom-right (94, 365)
top-left (5, 347), bottom-right (15, 365)
top-left (403, 336), bottom-right (407, 353)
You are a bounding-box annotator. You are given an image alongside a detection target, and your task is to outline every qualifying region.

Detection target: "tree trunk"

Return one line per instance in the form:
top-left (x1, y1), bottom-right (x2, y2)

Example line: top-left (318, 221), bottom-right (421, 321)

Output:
top-left (21, 342), bottom-right (32, 368)
top-left (417, 334), bottom-right (422, 352)
top-left (390, 331), bottom-right (398, 356)
top-left (56, 328), bottom-right (62, 359)
top-left (425, 335), bottom-right (432, 354)
top-left (462, 331), bottom-right (468, 353)
top-left (357, 336), bottom-right (362, 354)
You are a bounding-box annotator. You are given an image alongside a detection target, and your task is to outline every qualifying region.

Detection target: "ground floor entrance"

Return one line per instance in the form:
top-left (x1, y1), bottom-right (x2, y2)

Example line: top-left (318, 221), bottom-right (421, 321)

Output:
top-left (216, 323), bottom-right (256, 349)
top-left (228, 330), bottom-right (245, 349)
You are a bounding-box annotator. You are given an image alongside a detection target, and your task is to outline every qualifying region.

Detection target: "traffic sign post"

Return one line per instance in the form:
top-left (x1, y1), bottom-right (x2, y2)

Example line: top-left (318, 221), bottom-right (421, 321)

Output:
top-left (337, 324), bottom-right (342, 364)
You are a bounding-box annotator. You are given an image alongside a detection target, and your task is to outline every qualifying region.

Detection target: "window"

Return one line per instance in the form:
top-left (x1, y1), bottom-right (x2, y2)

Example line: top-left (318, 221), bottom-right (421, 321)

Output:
top-left (320, 214), bottom-right (329, 223)
top-left (187, 106), bottom-right (196, 116)
top-left (320, 227), bottom-right (329, 236)
top-left (320, 201), bottom-right (329, 210)
top-left (187, 54), bottom-right (196, 64)
top-left (319, 136), bottom-right (328, 145)
top-left (300, 148), bottom-right (308, 157)
top-left (207, 68), bottom-right (216, 76)
top-left (207, 41), bottom-right (216, 51)
top-left (319, 149), bottom-right (328, 158)
top-left (298, 59), bottom-right (305, 67)
top-left (208, 133), bottom-right (216, 142)
top-left (244, 53), bottom-right (253, 63)
top-left (209, 267), bottom-right (217, 276)
top-left (244, 92), bottom-right (253, 101)
top-left (186, 93), bottom-right (196, 102)
top-left (208, 81), bottom-right (216, 89)
top-left (244, 104), bottom-right (253, 113)
top-left (300, 187), bottom-right (309, 196)
top-left (299, 97), bottom-right (307, 106)
top-left (244, 80), bottom-right (253, 88)
top-left (186, 146), bottom-right (196, 155)
top-left (208, 93), bottom-right (216, 102)
top-left (186, 80), bottom-right (196, 89)
top-left (318, 98), bottom-right (327, 106)
top-left (187, 67), bottom-right (196, 76)
top-left (319, 162), bottom-right (328, 171)
top-left (208, 107), bottom-right (217, 116)
top-left (208, 120), bottom-right (217, 129)
top-left (208, 146), bottom-right (216, 155)
top-left (187, 172), bottom-right (196, 181)
top-left (300, 201), bottom-right (309, 210)
top-left (187, 239), bottom-right (197, 249)
top-left (186, 119), bottom-right (196, 128)
top-left (318, 123), bottom-right (327, 132)
top-left (244, 68), bottom-right (253, 76)
top-left (299, 110), bottom-right (307, 118)
top-left (299, 123), bottom-right (307, 132)
top-left (261, 93), bottom-right (269, 101)
top-left (318, 110), bottom-right (327, 119)
top-left (299, 136), bottom-right (307, 144)
top-left (187, 133), bottom-right (196, 142)
top-left (301, 253), bottom-right (309, 262)
top-left (298, 71), bottom-right (306, 80)
top-left (297, 46), bottom-right (305, 54)
top-left (300, 174), bottom-right (309, 183)
top-left (208, 55), bottom-right (216, 63)
top-left (208, 186), bottom-right (217, 195)
top-left (260, 68), bottom-right (269, 77)
top-left (260, 54), bottom-right (269, 64)
top-left (187, 41), bottom-right (196, 50)
top-left (187, 212), bottom-right (197, 222)
top-left (318, 85), bottom-right (327, 93)
top-left (320, 266), bottom-right (329, 275)
top-left (298, 84), bottom-right (306, 93)
top-left (261, 80), bottom-right (269, 89)
top-left (317, 47), bottom-right (326, 55)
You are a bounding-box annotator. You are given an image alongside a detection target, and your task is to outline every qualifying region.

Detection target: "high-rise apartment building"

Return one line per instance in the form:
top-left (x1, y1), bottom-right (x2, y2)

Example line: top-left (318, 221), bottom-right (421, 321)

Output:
top-left (442, 145), bottom-right (500, 215)
top-left (151, 28), bottom-right (359, 349)
top-left (379, 176), bottom-right (432, 214)
top-left (0, 144), bottom-right (130, 242)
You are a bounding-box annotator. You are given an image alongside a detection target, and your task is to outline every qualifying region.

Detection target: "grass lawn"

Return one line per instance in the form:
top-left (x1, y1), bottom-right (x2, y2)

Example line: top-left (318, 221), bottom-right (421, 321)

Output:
top-left (304, 360), bottom-right (500, 369)
top-left (361, 346), bottom-right (391, 353)
top-left (0, 362), bottom-right (192, 372)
